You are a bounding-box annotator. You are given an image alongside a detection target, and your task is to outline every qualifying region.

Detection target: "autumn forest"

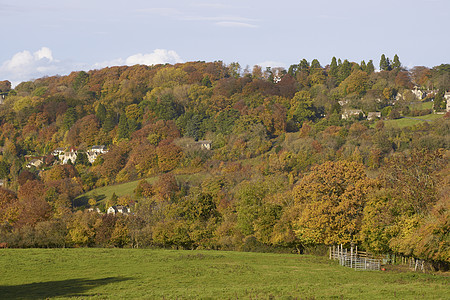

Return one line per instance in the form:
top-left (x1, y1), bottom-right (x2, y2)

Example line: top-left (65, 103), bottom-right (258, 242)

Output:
top-left (0, 56), bottom-right (448, 269)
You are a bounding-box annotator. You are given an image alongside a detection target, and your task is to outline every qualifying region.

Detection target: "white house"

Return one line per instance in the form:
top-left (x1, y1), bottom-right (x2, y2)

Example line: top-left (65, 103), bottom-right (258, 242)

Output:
top-left (367, 112), bottom-right (382, 121)
top-left (197, 140), bottom-right (212, 150)
top-left (86, 151), bottom-right (99, 164)
top-left (411, 86), bottom-right (424, 100)
top-left (107, 205), bottom-right (129, 215)
top-left (52, 147), bottom-right (66, 156)
top-left (91, 145), bottom-right (108, 154)
top-left (26, 158), bottom-right (43, 169)
top-left (341, 109), bottom-right (365, 120)
top-left (61, 148), bottom-right (77, 164)
top-left (445, 92), bottom-right (450, 112)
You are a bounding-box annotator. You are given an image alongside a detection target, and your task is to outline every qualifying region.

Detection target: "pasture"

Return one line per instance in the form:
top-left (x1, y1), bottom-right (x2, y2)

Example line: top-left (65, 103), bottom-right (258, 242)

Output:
top-left (0, 248), bottom-right (448, 299)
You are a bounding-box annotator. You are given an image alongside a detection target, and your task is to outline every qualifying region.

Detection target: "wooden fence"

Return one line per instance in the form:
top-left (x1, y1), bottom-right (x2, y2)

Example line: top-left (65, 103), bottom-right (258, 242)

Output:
top-left (330, 245), bottom-right (381, 271)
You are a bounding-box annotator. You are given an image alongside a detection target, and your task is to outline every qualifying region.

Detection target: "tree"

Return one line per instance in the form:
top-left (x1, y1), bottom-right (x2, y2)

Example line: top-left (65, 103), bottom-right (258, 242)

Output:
top-left (329, 57), bottom-right (338, 78)
top-left (292, 161), bottom-right (374, 245)
top-left (289, 91), bottom-right (317, 125)
top-left (392, 54), bottom-right (401, 70)
top-left (338, 59), bottom-right (352, 82)
top-left (366, 60), bottom-right (375, 74)
top-left (0, 188), bottom-right (19, 225)
top-left (117, 114), bottom-right (129, 139)
top-left (379, 54), bottom-right (391, 71)
top-left (96, 103), bottom-right (107, 124)
top-left (75, 152), bottom-right (90, 166)
top-left (0, 80), bottom-right (11, 93)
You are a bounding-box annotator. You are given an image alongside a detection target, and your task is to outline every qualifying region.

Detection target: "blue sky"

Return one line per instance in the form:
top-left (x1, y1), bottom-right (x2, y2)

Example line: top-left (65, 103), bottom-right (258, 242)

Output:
top-left (1, 0), bottom-right (449, 86)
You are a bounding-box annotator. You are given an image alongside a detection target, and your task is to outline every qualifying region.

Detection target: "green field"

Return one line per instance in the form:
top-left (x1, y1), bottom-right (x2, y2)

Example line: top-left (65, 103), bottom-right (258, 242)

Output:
top-left (0, 249), bottom-right (448, 299)
top-left (75, 173), bottom-right (211, 207)
top-left (383, 113), bottom-right (444, 128)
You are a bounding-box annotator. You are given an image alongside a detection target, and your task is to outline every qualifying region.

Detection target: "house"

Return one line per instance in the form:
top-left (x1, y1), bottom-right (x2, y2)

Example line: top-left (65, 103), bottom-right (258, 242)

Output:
top-left (61, 148), bottom-right (77, 164)
top-left (0, 93), bottom-right (6, 104)
top-left (91, 145), bottom-right (108, 154)
top-left (52, 147), bottom-right (66, 156)
top-left (107, 205), bottom-right (129, 215)
top-left (86, 151), bottom-right (99, 164)
top-left (341, 109), bottom-right (365, 120)
top-left (88, 207), bottom-right (101, 213)
top-left (86, 145), bottom-right (108, 164)
top-left (0, 179), bottom-right (5, 187)
top-left (197, 140), bottom-right (212, 150)
top-left (411, 86), bottom-right (424, 100)
top-left (445, 92), bottom-right (450, 112)
top-left (367, 112), bottom-right (382, 121)
top-left (26, 158), bottom-right (43, 169)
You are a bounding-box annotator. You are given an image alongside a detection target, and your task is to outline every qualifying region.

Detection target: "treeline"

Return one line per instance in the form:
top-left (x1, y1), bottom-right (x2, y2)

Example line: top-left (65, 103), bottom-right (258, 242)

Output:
top-left (0, 57), bottom-right (448, 267)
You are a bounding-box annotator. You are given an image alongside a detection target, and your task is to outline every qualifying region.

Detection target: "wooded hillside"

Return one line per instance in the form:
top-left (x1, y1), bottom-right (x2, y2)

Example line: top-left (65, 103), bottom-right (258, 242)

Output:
top-left (0, 57), bottom-right (448, 267)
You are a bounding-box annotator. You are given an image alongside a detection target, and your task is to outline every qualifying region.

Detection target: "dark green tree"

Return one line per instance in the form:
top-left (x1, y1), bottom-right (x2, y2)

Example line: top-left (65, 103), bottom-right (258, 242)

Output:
top-left (75, 152), bottom-right (90, 166)
top-left (102, 112), bottom-right (116, 132)
top-left (201, 75), bottom-right (212, 87)
top-left (366, 60), bottom-right (375, 74)
top-left (298, 59), bottom-right (310, 72)
top-left (63, 108), bottom-right (77, 131)
top-left (380, 54), bottom-right (391, 71)
top-left (329, 57), bottom-right (338, 78)
top-left (96, 103), bottom-right (107, 124)
top-left (117, 114), bottom-right (129, 139)
top-left (392, 54), bottom-right (401, 70)
top-left (360, 60), bottom-right (367, 72)
top-left (310, 59), bottom-right (321, 70)
top-left (338, 59), bottom-right (352, 82)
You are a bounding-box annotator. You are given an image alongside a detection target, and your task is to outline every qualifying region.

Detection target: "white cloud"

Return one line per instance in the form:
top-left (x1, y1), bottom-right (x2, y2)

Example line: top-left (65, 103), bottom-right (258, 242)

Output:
top-left (0, 47), bottom-right (77, 87)
top-left (215, 21), bottom-right (258, 28)
top-left (0, 48), bottom-right (183, 87)
top-left (93, 49), bottom-right (183, 69)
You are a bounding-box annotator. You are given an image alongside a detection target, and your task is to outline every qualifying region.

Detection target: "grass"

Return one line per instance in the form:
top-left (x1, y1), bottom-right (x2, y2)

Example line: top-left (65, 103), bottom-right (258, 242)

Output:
top-left (74, 173), bottom-right (211, 208)
top-left (0, 249), bottom-right (448, 299)
top-left (383, 113), bottom-right (444, 128)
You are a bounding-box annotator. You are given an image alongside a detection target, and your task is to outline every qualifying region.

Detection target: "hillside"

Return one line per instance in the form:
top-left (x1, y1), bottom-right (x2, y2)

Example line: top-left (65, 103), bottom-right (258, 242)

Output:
top-left (0, 58), bottom-right (448, 267)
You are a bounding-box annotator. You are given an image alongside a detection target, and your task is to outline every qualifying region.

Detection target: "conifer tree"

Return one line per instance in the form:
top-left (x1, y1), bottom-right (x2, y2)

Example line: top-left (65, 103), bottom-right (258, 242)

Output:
top-left (366, 60), bottom-right (375, 74)
top-left (96, 103), bottom-right (107, 124)
top-left (330, 57), bottom-right (338, 78)
top-left (117, 114), bottom-right (129, 139)
top-left (380, 54), bottom-right (391, 71)
top-left (360, 60), bottom-right (367, 72)
top-left (392, 54), bottom-right (401, 70)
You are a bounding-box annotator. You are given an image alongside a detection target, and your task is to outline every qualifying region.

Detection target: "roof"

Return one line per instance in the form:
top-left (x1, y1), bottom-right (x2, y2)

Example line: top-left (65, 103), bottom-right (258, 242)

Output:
top-left (197, 140), bottom-right (212, 144)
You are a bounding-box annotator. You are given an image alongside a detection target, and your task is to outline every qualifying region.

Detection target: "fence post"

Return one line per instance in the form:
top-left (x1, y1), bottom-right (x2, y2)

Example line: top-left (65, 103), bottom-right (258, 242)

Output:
top-left (365, 258), bottom-right (367, 270)
top-left (329, 246), bottom-right (332, 260)
top-left (350, 246), bottom-right (353, 269)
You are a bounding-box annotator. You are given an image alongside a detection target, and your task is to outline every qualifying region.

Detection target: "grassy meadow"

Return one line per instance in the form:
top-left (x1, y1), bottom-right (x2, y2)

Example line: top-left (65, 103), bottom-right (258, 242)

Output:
top-left (75, 172), bottom-right (211, 208)
top-left (0, 249), bottom-right (448, 299)
top-left (382, 113), bottom-right (444, 128)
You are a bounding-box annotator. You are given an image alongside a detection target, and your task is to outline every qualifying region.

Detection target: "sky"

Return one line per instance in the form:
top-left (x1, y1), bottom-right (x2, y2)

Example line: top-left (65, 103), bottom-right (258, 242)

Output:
top-left (1, 0), bottom-right (449, 86)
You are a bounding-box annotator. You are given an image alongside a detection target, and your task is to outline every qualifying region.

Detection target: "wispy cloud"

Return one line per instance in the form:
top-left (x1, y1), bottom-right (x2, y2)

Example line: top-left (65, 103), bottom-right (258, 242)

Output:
top-left (256, 61), bottom-right (288, 69)
top-left (215, 21), bottom-right (258, 28)
top-left (0, 47), bottom-right (183, 87)
top-left (191, 3), bottom-right (229, 9)
top-left (136, 5), bottom-right (259, 28)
